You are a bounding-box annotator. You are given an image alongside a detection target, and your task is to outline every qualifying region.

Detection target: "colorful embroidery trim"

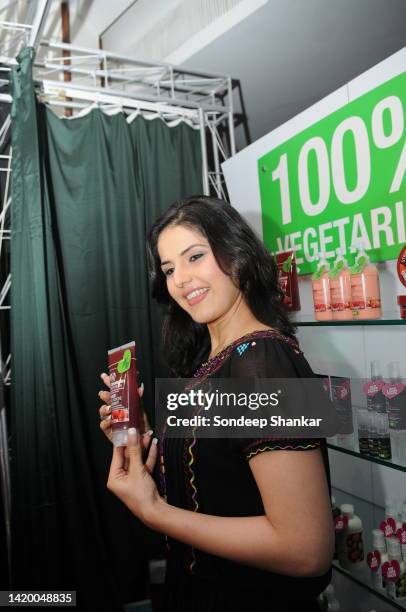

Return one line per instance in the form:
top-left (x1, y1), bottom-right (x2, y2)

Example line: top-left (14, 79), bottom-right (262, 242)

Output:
top-left (245, 441), bottom-right (321, 460)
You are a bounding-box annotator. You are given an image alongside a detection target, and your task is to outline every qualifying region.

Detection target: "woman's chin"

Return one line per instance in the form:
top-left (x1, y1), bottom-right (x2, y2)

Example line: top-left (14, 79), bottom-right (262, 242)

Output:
top-left (188, 309), bottom-right (219, 325)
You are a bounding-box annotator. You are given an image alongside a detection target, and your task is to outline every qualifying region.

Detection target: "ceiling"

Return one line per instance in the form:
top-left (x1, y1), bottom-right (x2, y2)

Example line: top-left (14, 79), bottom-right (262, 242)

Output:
top-left (181, 0), bottom-right (406, 150)
top-left (2, 0), bottom-right (406, 154)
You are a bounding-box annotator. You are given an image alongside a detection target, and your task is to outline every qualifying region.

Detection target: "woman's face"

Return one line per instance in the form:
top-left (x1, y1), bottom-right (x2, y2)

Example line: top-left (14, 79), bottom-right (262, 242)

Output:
top-left (157, 223), bottom-right (241, 324)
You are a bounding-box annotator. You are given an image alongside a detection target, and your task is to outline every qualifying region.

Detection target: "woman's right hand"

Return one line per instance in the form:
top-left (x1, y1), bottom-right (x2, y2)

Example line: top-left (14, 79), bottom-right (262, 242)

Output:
top-left (98, 372), bottom-right (152, 448)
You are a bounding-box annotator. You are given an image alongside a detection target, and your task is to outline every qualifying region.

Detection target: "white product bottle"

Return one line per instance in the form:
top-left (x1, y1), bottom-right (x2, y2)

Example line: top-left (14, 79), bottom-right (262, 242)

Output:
top-left (338, 504), bottom-right (365, 570)
top-left (370, 529), bottom-right (388, 592)
top-left (386, 500), bottom-right (402, 530)
top-left (386, 537), bottom-right (406, 602)
top-left (402, 501), bottom-right (406, 523)
top-left (324, 584), bottom-right (340, 612)
top-left (384, 361), bottom-right (406, 466)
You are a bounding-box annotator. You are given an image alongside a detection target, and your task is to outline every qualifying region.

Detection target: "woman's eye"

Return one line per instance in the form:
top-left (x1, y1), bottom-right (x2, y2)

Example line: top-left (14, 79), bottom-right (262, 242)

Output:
top-left (189, 253), bottom-right (204, 262)
top-left (163, 268), bottom-right (174, 277)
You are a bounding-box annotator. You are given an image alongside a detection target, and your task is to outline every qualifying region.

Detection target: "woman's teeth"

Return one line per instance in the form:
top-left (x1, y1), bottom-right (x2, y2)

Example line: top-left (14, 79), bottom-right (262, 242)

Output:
top-left (186, 288), bottom-right (208, 300)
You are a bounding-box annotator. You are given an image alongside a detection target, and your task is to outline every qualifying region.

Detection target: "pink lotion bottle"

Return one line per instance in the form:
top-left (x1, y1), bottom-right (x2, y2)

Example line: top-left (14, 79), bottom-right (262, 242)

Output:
top-left (312, 252), bottom-right (333, 321)
top-left (350, 243), bottom-right (382, 320)
top-left (329, 249), bottom-right (352, 320)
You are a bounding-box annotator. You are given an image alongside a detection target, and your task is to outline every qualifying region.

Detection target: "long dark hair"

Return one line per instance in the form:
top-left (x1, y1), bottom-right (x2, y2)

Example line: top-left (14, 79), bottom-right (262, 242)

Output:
top-left (146, 196), bottom-right (296, 377)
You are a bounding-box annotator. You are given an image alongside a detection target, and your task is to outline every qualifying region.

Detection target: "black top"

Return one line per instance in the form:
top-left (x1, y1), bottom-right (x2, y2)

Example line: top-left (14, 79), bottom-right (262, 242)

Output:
top-left (159, 329), bottom-right (332, 611)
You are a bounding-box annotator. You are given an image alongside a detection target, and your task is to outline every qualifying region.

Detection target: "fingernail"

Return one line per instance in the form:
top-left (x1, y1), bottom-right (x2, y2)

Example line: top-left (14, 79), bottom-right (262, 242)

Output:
top-left (101, 372), bottom-right (107, 378)
top-left (128, 427), bottom-right (138, 441)
top-left (152, 437), bottom-right (158, 445)
top-left (142, 429), bottom-right (153, 437)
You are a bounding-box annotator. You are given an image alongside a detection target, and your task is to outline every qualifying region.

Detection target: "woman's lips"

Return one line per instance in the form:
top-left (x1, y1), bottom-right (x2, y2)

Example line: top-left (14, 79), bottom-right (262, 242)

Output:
top-left (186, 288), bottom-right (209, 306)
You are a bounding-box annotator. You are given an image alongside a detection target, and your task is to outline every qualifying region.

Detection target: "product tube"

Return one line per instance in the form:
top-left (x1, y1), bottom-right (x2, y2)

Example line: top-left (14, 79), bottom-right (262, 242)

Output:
top-left (108, 341), bottom-right (141, 447)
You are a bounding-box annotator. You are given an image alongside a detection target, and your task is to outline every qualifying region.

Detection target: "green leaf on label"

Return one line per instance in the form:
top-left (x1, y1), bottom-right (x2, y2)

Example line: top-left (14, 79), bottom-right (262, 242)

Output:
top-left (357, 255), bottom-right (367, 267)
top-left (329, 268), bottom-right (341, 278)
top-left (336, 260), bottom-right (344, 271)
top-left (117, 349), bottom-right (131, 373)
top-left (282, 255), bottom-right (293, 272)
top-left (349, 264), bottom-right (363, 275)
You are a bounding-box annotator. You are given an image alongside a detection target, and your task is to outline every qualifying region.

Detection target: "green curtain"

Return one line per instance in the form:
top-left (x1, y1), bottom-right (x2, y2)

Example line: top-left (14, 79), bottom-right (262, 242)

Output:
top-left (10, 47), bottom-right (202, 609)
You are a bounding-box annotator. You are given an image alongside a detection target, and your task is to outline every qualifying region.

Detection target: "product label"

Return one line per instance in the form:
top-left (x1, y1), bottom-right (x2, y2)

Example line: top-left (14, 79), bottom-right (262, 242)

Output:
top-left (382, 383), bottom-right (406, 399)
top-left (277, 251), bottom-right (300, 311)
top-left (330, 377), bottom-right (353, 435)
top-left (346, 531), bottom-right (364, 563)
top-left (312, 278), bottom-right (331, 311)
top-left (367, 550), bottom-right (381, 570)
top-left (350, 274), bottom-right (381, 311)
top-left (382, 560), bottom-right (401, 582)
top-left (397, 528), bottom-right (406, 545)
top-left (380, 519), bottom-right (396, 538)
top-left (108, 342), bottom-right (140, 433)
top-left (383, 385), bottom-right (406, 430)
top-left (330, 276), bottom-right (351, 312)
top-left (363, 380), bottom-right (386, 397)
top-left (398, 245), bottom-right (406, 288)
top-left (334, 514), bottom-right (349, 532)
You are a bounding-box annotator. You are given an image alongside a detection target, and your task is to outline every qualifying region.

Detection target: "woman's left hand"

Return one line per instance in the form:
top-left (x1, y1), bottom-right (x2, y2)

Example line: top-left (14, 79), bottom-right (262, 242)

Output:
top-left (107, 428), bottom-right (163, 522)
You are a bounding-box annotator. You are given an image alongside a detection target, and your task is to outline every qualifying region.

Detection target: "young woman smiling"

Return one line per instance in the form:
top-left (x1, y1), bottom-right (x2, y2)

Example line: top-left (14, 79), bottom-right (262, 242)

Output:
top-left (98, 196), bottom-right (334, 612)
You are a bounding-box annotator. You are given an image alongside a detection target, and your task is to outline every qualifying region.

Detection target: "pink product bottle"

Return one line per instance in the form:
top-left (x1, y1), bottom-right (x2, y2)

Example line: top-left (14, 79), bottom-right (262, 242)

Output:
top-left (312, 253), bottom-right (333, 321)
top-left (350, 243), bottom-right (382, 320)
top-left (329, 249), bottom-right (352, 320)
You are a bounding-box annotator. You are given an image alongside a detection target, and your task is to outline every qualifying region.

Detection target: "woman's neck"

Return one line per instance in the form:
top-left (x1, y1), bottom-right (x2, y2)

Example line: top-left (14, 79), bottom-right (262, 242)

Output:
top-left (206, 295), bottom-right (270, 359)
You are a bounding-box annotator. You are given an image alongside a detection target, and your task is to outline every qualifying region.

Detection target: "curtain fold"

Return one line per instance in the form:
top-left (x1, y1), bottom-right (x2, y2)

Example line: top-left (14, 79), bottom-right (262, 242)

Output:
top-left (9, 47), bottom-right (202, 609)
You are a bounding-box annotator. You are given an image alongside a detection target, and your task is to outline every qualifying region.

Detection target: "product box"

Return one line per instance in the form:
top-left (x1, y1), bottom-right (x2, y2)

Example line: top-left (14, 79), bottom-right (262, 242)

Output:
top-left (276, 250), bottom-right (301, 311)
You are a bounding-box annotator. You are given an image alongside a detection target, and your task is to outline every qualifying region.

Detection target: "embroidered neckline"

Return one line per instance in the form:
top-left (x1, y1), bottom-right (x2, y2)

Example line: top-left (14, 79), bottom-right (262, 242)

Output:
top-left (194, 328), bottom-right (300, 379)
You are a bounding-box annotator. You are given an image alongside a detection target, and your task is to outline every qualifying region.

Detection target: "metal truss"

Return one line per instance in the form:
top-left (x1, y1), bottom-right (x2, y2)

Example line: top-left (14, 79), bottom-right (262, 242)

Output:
top-left (0, 113), bottom-right (11, 389)
top-left (0, 0), bottom-right (237, 379)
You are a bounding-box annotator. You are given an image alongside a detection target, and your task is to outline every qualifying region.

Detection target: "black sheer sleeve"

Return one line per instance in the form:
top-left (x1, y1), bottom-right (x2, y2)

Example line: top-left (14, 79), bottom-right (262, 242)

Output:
top-left (227, 336), bottom-right (322, 461)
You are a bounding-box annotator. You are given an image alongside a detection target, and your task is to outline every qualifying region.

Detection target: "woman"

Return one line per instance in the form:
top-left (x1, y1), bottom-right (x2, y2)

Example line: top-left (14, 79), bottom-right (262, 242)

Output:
top-left (98, 196), bottom-right (334, 611)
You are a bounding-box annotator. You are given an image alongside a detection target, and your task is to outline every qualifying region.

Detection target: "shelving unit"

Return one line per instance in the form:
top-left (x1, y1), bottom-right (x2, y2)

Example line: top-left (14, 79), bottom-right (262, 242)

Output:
top-left (295, 305), bottom-right (406, 611)
top-left (333, 562), bottom-right (406, 611)
top-left (328, 442), bottom-right (406, 473)
top-left (293, 314), bottom-right (405, 326)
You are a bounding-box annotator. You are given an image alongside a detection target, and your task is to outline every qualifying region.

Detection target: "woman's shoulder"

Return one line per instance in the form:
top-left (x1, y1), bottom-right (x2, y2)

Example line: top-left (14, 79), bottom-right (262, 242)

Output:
top-left (228, 329), bottom-right (312, 378)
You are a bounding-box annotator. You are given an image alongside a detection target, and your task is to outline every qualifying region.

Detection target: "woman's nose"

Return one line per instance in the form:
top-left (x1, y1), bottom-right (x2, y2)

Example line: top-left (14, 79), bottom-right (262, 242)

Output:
top-left (173, 266), bottom-right (192, 289)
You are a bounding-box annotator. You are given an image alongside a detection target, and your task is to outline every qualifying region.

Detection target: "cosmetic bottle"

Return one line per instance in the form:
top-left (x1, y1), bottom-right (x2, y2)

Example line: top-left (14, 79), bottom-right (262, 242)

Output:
top-left (108, 341), bottom-right (141, 447)
top-left (350, 243), bottom-right (382, 320)
top-left (357, 405), bottom-right (369, 456)
top-left (338, 504), bottom-right (365, 570)
top-left (363, 361), bottom-right (385, 458)
top-left (401, 501), bottom-right (406, 527)
top-left (383, 362), bottom-right (406, 466)
top-left (386, 500), bottom-right (402, 530)
top-left (383, 537), bottom-right (406, 602)
top-left (397, 528), bottom-right (406, 563)
top-left (330, 376), bottom-right (354, 448)
top-left (368, 529), bottom-right (388, 592)
top-left (312, 252), bottom-right (333, 321)
top-left (397, 245), bottom-right (406, 319)
top-left (331, 496), bottom-right (340, 560)
top-left (370, 361), bottom-right (390, 460)
top-left (329, 249), bottom-right (352, 320)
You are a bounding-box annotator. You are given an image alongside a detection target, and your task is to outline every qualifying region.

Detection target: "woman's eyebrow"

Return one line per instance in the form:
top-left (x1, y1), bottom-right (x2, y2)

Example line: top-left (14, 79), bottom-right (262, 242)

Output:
top-left (160, 243), bottom-right (207, 266)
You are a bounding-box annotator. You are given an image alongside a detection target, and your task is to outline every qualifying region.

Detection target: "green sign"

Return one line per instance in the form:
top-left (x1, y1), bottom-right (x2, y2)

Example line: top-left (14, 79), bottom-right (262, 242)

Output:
top-left (258, 72), bottom-right (406, 274)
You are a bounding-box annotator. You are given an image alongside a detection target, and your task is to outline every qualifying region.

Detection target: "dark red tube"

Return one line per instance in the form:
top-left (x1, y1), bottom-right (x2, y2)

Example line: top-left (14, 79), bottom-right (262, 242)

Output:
top-left (108, 341), bottom-right (141, 446)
